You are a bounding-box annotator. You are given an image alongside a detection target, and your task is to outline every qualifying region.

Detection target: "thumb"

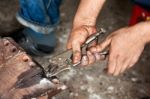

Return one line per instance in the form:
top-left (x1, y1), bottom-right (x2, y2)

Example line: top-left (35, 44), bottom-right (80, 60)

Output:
top-left (90, 37), bottom-right (111, 53)
top-left (72, 41), bottom-right (81, 63)
top-left (67, 40), bottom-right (72, 49)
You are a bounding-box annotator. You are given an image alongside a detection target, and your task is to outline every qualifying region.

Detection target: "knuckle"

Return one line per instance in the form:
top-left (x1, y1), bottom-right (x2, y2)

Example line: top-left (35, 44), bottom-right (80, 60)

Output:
top-left (96, 45), bottom-right (102, 51)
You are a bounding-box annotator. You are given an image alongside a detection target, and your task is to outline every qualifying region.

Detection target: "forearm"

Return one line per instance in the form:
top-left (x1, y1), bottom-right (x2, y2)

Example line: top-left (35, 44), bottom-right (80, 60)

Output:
top-left (73, 0), bottom-right (105, 29)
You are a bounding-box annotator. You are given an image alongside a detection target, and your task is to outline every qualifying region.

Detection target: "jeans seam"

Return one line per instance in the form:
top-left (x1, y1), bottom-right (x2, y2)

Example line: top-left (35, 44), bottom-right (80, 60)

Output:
top-left (47, 0), bottom-right (52, 9)
top-left (16, 13), bottom-right (60, 28)
top-left (16, 14), bottom-right (55, 34)
top-left (39, 0), bottom-right (51, 25)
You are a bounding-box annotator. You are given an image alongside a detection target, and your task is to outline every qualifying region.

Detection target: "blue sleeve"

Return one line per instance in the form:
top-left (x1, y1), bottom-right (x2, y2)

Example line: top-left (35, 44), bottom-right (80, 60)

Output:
top-left (134, 0), bottom-right (150, 10)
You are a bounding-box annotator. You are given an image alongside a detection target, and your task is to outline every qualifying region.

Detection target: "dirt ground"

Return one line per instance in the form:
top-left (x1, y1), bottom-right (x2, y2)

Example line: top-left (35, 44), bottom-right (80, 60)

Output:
top-left (1, 0), bottom-right (150, 99)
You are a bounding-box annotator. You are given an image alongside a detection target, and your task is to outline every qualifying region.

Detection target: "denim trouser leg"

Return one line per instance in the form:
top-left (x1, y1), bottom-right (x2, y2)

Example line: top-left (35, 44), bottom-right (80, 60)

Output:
top-left (17, 0), bottom-right (62, 34)
top-left (16, 0), bottom-right (61, 55)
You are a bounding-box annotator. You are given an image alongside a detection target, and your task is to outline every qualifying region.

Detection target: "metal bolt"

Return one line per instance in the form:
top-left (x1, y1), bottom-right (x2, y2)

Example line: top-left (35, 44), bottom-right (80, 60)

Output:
top-left (4, 40), bottom-right (9, 46)
top-left (22, 56), bottom-right (29, 62)
top-left (11, 47), bottom-right (17, 52)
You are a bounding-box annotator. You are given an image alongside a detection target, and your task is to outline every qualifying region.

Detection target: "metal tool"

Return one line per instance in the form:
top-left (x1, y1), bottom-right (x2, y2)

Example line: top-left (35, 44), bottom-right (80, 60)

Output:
top-left (46, 28), bottom-right (108, 77)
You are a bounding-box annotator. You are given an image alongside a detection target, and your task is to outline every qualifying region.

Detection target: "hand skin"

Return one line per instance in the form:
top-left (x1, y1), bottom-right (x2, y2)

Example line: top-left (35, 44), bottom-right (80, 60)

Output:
top-left (89, 22), bottom-right (150, 76)
top-left (67, 0), bottom-right (105, 64)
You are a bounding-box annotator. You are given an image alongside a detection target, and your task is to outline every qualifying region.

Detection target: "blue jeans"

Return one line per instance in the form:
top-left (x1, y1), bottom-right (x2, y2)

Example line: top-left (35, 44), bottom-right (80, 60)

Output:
top-left (17, 0), bottom-right (62, 34)
top-left (16, 0), bottom-right (62, 55)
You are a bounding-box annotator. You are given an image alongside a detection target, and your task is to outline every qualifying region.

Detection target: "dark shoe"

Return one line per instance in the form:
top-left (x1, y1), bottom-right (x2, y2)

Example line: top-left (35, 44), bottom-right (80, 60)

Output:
top-left (140, 96), bottom-right (150, 99)
top-left (12, 28), bottom-right (56, 56)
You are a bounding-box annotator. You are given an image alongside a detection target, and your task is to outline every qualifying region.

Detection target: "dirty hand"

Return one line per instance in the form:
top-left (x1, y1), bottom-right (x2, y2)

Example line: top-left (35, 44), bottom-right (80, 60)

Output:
top-left (90, 22), bottom-right (150, 76)
top-left (67, 25), bottom-right (97, 64)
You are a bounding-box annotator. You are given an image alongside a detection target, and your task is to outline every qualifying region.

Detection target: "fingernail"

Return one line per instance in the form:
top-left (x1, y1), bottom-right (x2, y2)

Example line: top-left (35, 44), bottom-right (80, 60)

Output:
top-left (73, 56), bottom-right (80, 63)
top-left (52, 78), bottom-right (60, 84)
top-left (94, 53), bottom-right (101, 60)
top-left (113, 72), bottom-right (119, 76)
top-left (81, 55), bottom-right (88, 66)
top-left (73, 56), bottom-right (78, 63)
top-left (108, 70), bottom-right (114, 75)
top-left (73, 51), bottom-right (81, 63)
top-left (87, 51), bottom-right (92, 55)
top-left (87, 51), bottom-right (96, 64)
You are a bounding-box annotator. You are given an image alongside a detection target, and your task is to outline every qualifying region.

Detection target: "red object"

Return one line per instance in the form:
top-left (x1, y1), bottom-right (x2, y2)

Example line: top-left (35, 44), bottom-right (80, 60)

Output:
top-left (129, 5), bottom-right (150, 26)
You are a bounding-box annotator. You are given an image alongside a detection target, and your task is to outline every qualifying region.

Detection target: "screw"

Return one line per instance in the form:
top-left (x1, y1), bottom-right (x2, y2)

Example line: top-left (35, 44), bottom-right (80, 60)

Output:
top-left (11, 47), bottom-right (17, 52)
top-left (4, 40), bottom-right (9, 46)
top-left (22, 56), bottom-right (29, 62)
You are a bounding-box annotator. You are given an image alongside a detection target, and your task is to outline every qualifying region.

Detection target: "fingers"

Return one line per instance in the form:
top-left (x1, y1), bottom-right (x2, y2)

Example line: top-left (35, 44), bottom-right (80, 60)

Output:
top-left (72, 42), bottom-right (81, 63)
top-left (67, 39), bottom-right (72, 49)
top-left (90, 37), bottom-right (111, 53)
top-left (107, 52), bottom-right (117, 75)
top-left (108, 55), bottom-right (137, 76)
top-left (81, 51), bottom-right (96, 66)
top-left (96, 37), bottom-right (111, 52)
top-left (79, 37), bottom-right (112, 70)
top-left (87, 37), bottom-right (111, 67)
top-left (108, 51), bottom-right (132, 76)
top-left (67, 25), bottom-right (96, 49)
top-left (113, 56), bottom-right (126, 76)
top-left (128, 55), bottom-right (140, 69)
top-left (81, 55), bottom-right (89, 66)
top-left (87, 51), bottom-right (96, 64)
top-left (108, 55), bottom-right (127, 76)
top-left (93, 52), bottom-right (101, 60)
top-left (81, 51), bottom-right (106, 66)
top-left (67, 26), bottom-right (96, 64)
top-left (120, 52), bottom-right (142, 74)
top-left (120, 58), bottom-right (131, 73)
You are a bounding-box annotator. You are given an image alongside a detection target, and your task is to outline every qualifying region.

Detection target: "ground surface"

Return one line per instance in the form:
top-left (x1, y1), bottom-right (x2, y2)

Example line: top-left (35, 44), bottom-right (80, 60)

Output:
top-left (1, 0), bottom-right (150, 99)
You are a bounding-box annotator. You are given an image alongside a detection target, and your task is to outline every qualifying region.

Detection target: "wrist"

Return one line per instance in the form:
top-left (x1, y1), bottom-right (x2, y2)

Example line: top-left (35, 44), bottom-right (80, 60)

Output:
top-left (140, 22), bottom-right (150, 43)
top-left (132, 22), bottom-right (150, 44)
top-left (72, 17), bottom-right (96, 30)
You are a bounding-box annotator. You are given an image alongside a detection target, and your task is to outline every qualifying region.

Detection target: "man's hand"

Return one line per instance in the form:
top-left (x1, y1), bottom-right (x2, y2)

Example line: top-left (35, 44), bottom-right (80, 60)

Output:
top-left (67, 25), bottom-right (96, 63)
top-left (67, 0), bottom-right (105, 64)
top-left (89, 22), bottom-right (150, 76)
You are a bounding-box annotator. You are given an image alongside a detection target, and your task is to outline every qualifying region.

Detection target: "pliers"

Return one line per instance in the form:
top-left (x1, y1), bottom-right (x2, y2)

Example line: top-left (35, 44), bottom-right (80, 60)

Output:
top-left (45, 28), bottom-right (108, 78)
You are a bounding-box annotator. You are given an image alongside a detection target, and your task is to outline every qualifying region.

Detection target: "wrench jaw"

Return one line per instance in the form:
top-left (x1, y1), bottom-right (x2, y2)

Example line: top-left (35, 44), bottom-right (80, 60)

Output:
top-left (47, 49), bottom-right (73, 77)
top-left (0, 37), bottom-right (66, 99)
top-left (47, 58), bottom-right (71, 78)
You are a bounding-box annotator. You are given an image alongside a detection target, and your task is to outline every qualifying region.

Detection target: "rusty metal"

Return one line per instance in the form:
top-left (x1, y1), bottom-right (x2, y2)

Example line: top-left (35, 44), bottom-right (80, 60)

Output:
top-left (0, 37), bottom-right (65, 99)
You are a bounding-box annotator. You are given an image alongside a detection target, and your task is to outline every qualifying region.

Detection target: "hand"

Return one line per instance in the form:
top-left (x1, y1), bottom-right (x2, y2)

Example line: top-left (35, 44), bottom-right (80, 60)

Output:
top-left (90, 25), bottom-right (149, 76)
top-left (67, 25), bottom-right (96, 64)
